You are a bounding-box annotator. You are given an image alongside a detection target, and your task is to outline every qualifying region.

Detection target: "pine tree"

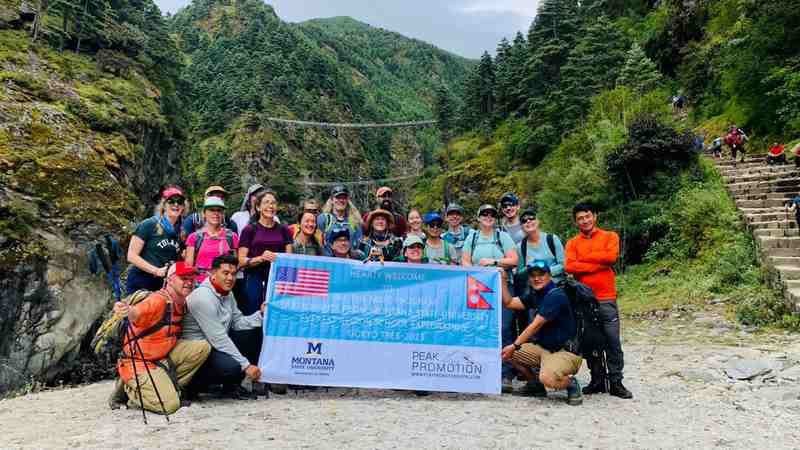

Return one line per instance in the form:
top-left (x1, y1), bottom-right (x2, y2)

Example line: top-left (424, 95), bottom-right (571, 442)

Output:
top-left (477, 51), bottom-right (496, 119)
top-left (204, 147), bottom-right (240, 200)
top-left (506, 32), bottom-right (529, 116)
top-left (494, 38), bottom-right (513, 120)
top-left (434, 85), bottom-right (455, 140)
top-left (617, 43), bottom-right (662, 93)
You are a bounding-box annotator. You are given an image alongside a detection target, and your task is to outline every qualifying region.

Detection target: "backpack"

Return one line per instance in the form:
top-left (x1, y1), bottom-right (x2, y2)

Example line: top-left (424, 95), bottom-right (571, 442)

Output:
top-left (193, 229), bottom-right (235, 257)
top-left (469, 229), bottom-right (504, 260)
top-left (91, 290), bottom-right (179, 360)
top-left (558, 278), bottom-right (606, 356)
top-left (514, 234), bottom-right (558, 295)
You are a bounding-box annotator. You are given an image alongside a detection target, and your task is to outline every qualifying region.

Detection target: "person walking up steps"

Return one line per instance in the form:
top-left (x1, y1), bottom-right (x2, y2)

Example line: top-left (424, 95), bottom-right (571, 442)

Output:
top-left (565, 202), bottom-right (632, 399)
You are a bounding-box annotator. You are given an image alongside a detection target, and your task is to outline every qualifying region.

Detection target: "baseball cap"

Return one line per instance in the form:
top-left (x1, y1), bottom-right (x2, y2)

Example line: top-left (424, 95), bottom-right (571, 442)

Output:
top-left (203, 196), bottom-right (226, 210)
top-left (403, 234), bottom-right (425, 249)
top-left (376, 186), bottom-right (393, 197)
top-left (423, 212), bottom-right (443, 225)
top-left (520, 208), bottom-right (537, 220)
top-left (526, 260), bottom-right (551, 275)
top-left (169, 261), bottom-right (197, 278)
top-left (329, 225), bottom-right (351, 242)
top-left (205, 185), bottom-right (227, 197)
top-left (445, 203), bottom-right (464, 215)
top-left (477, 204), bottom-right (498, 217)
top-left (331, 184), bottom-right (349, 197)
top-left (500, 192), bottom-right (519, 206)
top-left (161, 186), bottom-right (184, 200)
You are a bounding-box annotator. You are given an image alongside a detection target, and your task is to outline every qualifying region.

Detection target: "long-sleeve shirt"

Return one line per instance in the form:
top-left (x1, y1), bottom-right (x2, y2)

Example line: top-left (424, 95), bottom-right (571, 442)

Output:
top-left (564, 227), bottom-right (620, 302)
top-left (183, 279), bottom-right (263, 370)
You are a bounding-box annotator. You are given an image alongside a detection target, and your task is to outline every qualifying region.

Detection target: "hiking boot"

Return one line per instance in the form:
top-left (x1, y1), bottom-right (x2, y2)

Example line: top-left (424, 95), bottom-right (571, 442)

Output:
top-left (582, 378), bottom-right (607, 395)
top-left (609, 381), bottom-right (633, 399)
top-left (566, 378), bottom-right (583, 406)
top-left (107, 378), bottom-right (128, 410)
top-left (501, 377), bottom-right (514, 394)
top-left (519, 381), bottom-right (547, 398)
top-left (223, 385), bottom-right (257, 400)
top-left (252, 382), bottom-right (270, 399)
top-left (269, 383), bottom-right (288, 395)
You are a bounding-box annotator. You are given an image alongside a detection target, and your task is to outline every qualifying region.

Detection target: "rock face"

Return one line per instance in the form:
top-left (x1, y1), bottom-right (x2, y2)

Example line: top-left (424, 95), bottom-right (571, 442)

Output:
top-left (0, 26), bottom-right (179, 394)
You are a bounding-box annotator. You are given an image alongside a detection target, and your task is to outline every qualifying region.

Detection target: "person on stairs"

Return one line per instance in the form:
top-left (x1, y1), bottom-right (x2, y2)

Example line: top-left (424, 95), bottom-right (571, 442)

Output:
top-left (766, 142), bottom-right (787, 165)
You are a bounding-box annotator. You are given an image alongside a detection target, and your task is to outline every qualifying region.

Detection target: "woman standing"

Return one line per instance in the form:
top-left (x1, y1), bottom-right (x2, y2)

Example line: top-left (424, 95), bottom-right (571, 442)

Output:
top-left (237, 190), bottom-right (292, 315)
top-left (357, 209), bottom-right (403, 261)
top-left (516, 208), bottom-right (565, 285)
top-left (289, 211), bottom-right (324, 256)
top-left (125, 186), bottom-right (186, 294)
top-left (406, 209), bottom-right (426, 240)
top-left (185, 196), bottom-right (239, 284)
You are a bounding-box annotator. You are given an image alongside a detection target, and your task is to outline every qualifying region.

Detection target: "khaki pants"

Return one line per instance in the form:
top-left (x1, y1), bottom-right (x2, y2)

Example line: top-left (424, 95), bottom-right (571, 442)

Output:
top-left (511, 343), bottom-right (582, 387)
top-left (124, 340), bottom-right (211, 414)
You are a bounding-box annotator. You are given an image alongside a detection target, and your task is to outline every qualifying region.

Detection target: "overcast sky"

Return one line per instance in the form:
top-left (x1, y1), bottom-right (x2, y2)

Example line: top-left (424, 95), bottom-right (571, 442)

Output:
top-left (155, 0), bottom-right (540, 58)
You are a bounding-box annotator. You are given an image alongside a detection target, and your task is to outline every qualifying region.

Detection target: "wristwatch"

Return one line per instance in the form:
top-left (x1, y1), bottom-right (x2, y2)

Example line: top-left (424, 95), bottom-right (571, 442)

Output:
top-left (513, 343), bottom-right (522, 351)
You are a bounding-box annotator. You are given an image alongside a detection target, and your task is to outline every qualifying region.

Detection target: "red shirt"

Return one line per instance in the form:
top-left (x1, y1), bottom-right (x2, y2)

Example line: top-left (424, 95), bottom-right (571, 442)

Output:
top-left (769, 145), bottom-right (785, 156)
top-left (565, 228), bottom-right (620, 302)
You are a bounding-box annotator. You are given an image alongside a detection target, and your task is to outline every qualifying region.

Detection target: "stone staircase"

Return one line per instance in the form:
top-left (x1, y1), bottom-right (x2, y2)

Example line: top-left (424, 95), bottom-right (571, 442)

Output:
top-left (714, 156), bottom-right (800, 310)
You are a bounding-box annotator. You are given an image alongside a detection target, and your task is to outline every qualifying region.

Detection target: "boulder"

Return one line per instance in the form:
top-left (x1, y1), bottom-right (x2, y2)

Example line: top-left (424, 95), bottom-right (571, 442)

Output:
top-left (723, 359), bottom-right (780, 380)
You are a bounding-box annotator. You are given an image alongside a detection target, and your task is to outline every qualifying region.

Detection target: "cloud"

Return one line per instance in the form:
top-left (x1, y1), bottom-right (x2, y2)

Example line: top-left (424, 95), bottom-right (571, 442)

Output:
top-left (457, 0), bottom-right (539, 19)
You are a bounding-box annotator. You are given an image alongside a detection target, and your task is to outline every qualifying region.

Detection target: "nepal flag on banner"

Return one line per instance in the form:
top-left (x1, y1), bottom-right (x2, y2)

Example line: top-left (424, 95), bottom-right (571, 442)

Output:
top-left (467, 276), bottom-right (493, 310)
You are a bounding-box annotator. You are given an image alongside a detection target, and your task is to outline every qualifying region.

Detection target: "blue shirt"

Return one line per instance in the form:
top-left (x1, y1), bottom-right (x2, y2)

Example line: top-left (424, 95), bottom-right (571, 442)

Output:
top-left (516, 232), bottom-right (566, 284)
top-left (462, 228), bottom-right (516, 263)
top-left (442, 225), bottom-right (472, 260)
top-left (521, 281), bottom-right (576, 352)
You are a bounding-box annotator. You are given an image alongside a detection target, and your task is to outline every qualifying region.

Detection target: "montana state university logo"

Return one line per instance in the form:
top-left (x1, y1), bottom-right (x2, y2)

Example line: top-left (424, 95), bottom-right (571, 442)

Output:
top-left (291, 341), bottom-right (335, 373)
top-left (306, 341), bottom-right (322, 355)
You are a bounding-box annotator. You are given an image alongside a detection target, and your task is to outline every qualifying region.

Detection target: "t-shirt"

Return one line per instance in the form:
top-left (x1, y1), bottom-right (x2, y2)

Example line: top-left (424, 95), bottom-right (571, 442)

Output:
top-left (239, 222), bottom-right (291, 273)
top-left (186, 229), bottom-right (239, 283)
top-left (520, 282), bottom-right (576, 352)
top-left (462, 228), bottom-right (516, 263)
top-left (182, 212), bottom-right (238, 238)
top-left (442, 226), bottom-right (472, 259)
top-left (132, 217), bottom-right (182, 269)
top-left (425, 240), bottom-right (458, 265)
top-left (517, 232), bottom-right (566, 283)
top-left (502, 220), bottom-right (525, 244)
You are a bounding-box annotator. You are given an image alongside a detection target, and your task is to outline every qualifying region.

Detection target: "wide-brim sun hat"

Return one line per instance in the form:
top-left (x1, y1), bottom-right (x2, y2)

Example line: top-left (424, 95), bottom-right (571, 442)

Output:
top-left (366, 209), bottom-right (395, 228)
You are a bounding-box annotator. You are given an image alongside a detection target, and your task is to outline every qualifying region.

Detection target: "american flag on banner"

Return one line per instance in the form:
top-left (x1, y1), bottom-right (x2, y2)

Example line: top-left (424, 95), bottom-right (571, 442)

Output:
top-left (275, 266), bottom-right (330, 298)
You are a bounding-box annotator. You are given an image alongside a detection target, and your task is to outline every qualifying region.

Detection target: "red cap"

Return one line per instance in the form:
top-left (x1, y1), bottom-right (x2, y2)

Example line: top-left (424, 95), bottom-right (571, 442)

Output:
top-left (161, 187), bottom-right (185, 199)
top-left (170, 261), bottom-right (196, 277)
top-left (376, 186), bottom-right (392, 197)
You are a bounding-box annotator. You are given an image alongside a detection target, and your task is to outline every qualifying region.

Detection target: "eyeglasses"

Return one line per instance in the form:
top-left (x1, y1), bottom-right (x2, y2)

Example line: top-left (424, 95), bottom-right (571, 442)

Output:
top-left (521, 216), bottom-right (537, 223)
top-left (166, 197), bottom-right (185, 205)
top-left (501, 203), bottom-right (516, 210)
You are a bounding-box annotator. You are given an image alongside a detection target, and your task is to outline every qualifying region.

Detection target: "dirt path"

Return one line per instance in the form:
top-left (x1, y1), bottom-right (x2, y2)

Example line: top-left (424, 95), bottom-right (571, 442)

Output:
top-left (2, 312), bottom-right (799, 449)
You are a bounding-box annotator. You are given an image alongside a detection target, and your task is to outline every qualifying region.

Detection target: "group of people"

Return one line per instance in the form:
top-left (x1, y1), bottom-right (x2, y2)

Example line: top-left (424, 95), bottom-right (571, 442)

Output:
top-left (708, 125), bottom-right (749, 162)
top-left (111, 181), bottom-right (632, 413)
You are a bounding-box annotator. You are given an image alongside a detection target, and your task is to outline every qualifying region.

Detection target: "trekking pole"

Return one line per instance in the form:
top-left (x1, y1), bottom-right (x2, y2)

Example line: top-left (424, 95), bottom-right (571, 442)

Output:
top-left (125, 325), bottom-right (148, 425)
top-left (130, 328), bottom-right (171, 422)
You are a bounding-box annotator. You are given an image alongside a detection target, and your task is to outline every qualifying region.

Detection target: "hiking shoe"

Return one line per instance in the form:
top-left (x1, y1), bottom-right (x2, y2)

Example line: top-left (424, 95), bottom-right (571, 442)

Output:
top-left (582, 379), bottom-right (607, 395)
top-left (501, 377), bottom-right (514, 394)
top-left (269, 383), bottom-right (288, 395)
top-left (252, 382), bottom-right (270, 399)
top-left (519, 381), bottom-right (547, 398)
top-left (107, 378), bottom-right (128, 410)
top-left (609, 381), bottom-right (633, 399)
top-left (566, 378), bottom-right (583, 406)
top-left (223, 385), bottom-right (257, 400)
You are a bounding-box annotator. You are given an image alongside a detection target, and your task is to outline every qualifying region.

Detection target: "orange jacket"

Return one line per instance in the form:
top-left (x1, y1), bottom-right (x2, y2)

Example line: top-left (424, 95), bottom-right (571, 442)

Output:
top-left (117, 290), bottom-right (185, 382)
top-left (565, 228), bottom-right (619, 302)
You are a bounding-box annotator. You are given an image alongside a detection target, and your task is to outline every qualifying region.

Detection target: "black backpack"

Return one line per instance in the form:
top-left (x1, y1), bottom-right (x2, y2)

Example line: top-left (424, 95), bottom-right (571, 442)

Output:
top-left (558, 278), bottom-right (606, 356)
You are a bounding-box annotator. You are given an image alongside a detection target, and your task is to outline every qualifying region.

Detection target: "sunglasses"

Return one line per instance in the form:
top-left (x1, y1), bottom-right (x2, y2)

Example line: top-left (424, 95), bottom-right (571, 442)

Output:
top-left (334, 194), bottom-right (348, 200)
top-left (479, 212), bottom-right (496, 218)
top-left (407, 244), bottom-right (424, 250)
top-left (521, 216), bottom-right (537, 223)
top-left (305, 209), bottom-right (320, 214)
top-left (166, 197), bottom-right (185, 205)
top-left (501, 203), bottom-right (517, 209)
top-left (427, 222), bottom-right (443, 228)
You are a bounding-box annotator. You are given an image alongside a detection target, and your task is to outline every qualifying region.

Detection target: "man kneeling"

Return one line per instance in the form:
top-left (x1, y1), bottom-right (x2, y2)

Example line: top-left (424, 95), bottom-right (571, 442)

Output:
top-left (500, 261), bottom-right (583, 405)
top-left (183, 253), bottom-right (266, 399)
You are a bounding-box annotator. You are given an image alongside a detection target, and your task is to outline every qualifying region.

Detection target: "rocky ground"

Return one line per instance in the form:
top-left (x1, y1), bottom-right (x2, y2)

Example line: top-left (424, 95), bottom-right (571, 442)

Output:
top-left (1, 307), bottom-right (799, 449)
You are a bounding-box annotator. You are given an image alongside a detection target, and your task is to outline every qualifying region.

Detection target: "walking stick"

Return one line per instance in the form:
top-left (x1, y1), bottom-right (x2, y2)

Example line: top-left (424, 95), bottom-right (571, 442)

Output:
top-left (125, 324), bottom-right (148, 425)
top-left (127, 324), bottom-right (171, 423)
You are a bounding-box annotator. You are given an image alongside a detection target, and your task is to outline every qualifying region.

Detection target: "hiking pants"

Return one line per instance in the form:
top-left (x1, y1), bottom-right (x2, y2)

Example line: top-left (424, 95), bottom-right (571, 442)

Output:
top-left (585, 301), bottom-right (625, 383)
top-left (124, 340), bottom-right (211, 414)
top-left (240, 269), bottom-right (269, 315)
top-left (190, 328), bottom-right (263, 392)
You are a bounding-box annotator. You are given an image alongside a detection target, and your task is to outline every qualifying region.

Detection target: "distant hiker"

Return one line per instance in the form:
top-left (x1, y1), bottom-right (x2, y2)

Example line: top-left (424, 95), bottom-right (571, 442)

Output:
top-left (287, 199), bottom-right (320, 238)
top-left (318, 184), bottom-right (363, 252)
top-left (183, 254), bottom-right (269, 399)
top-left (237, 189), bottom-right (292, 316)
top-left (358, 209), bottom-right (403, 261)
top-left (766, 143), bottom-right (787, 165)
top-left (230, 184), bottom-right (266, 233)
top-left (422, 212), bottom-right (458, 265)
top-left (707, 137), bottom-right (724, 158)
top-left (499, 192), bottom-right (525, 244)
top-left (125, 186), bottom-right (185, 294)
top-left (288, 211), bottom-right (324, 256)
top-left (185, 197), bottom-right (239, 284)
top-left (671, 94), bottom-right (686, 112)
top-left (786, 195), bottom-right (800, 232)
top-left (500, 261), bottom-right (583, 405)
top-left (110, 262), bottom-right (211, 413)
top-left (565, 202), bottom-right (632, 399)
top-left (328, 225), bottom-right (366, 260)
top-left (724, 125), bottom-right (748, 162)
top-left (462, 204), bottom-right (518, 393)
top-left (394, 235), bottom-right (428, 264)
top-left (362, 186), bottom-right (407, 236)
top-left (181, 186), bottom-right (238, 242)
top-left (442, 202), bottom-right (471, 262)
top-left (406, 208), bottom-right (426, 240)
top-left (516, 208), bottom-right (565, 287)
top-left (88, 233), bottom-right (123, 302)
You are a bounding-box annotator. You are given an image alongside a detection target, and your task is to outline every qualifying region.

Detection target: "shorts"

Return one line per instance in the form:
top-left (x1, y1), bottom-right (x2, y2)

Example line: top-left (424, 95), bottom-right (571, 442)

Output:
top-left (511, 343), bottom-right (582, 379)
